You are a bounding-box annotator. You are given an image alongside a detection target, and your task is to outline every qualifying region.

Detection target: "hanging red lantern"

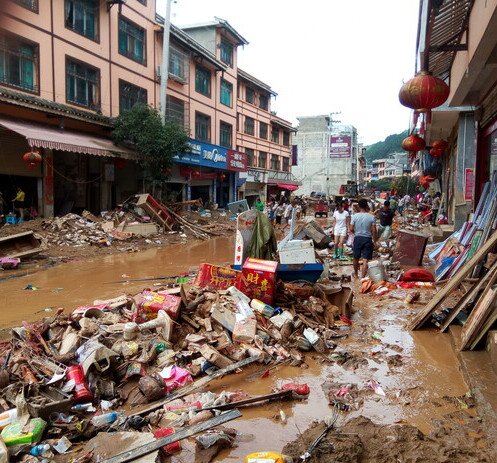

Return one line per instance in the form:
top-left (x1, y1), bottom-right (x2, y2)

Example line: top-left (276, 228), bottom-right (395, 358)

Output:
top-left (401, 134), bottom-right (426, 153)
top-left (218, 173), bottom-right (226, 182)
top-left (114, 158), bottom-right (127, 170)
top-left (419, 175), bottom-right (436, 189)
top-left (22, 150), bottom-right (42, 169)
top-left (432, 139), bottom-right (448, 151)
top-left (430, 147), bottom-right (444, 158)
top-left (192, 169), bottom-right (201, 178)
top-left (399, 71), bottom-right (450, 123)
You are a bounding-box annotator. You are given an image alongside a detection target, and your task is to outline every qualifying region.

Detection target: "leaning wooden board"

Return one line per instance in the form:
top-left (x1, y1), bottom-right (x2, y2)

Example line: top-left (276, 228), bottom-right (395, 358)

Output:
top-left (460, 286), bottom-right (497, 350)
top-left (439, 260), bottom-right (497, 332)
top-left (410, 229), bottom-right (497, 330)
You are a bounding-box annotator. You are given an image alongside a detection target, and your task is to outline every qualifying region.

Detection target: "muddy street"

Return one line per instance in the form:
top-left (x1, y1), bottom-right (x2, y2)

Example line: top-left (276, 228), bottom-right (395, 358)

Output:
top-left (1, 233), bottom-right (493, 462)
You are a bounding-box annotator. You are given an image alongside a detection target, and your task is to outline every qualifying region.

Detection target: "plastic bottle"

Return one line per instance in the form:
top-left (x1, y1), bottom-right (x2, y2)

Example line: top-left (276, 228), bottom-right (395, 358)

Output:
top-left (91, 411), bottom-right (119, 427)
top-left (30, 444), bottom-right (50, 457)
top-left (250, 299), bottom-right (275, 318)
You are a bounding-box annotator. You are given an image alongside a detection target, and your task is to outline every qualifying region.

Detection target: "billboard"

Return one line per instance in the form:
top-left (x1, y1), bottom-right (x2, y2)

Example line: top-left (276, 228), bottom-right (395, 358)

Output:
top-left (330, 135), bottom-right (351, 158)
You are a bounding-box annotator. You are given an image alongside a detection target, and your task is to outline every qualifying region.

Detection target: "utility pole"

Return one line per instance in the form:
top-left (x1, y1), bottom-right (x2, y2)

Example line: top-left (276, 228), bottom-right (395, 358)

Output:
top-left (160, 0), bottom-right (173, 123)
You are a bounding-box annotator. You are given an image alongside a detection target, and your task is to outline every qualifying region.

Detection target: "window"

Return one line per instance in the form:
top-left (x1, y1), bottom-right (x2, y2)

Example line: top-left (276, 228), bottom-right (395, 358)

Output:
top-left (13, 0), bottom-right (38, 12)
top-left (119, 16), bottom-right (145, 64)
top-left (259, 122), bottom-right (268, 140)
top-left (283, 131), bottom-right (290, 146)
top-left (245, 87), bottom-right (255, 104)
top-left (271, 154), bottom-right (280, 170)
top-left (259, 94), bottom-right (269, 110)
top-left (245, 148), bottom-right (254, 167)
top-left (220, 39), bottom-right (233, 66)
top-left (166, 95), bottom-right (186, 128)
top-left (66, 59), bottom-right (99, 109)
top-left (244, 116), bottom-right (255, 136)
top-left (65, 0), bottom-right (98, 41)
top-left (0, 33), bottom-right (38, 92)
top-left (220, 121), bottom-right (232, 148)
top-left (271, 127), bottom-right (279, 143)
top-left (220, 79), bottom-right (232, 107)
top-left (169, 46), bottom-right (186, 83)
top-left (195, 65), bottom-right (211, 97)
top-left (136, 0), bottom-right (146, 4)
top-left (195, 112), bottom-right (210, 142)
top-left (282, 157), bottom-right (290, 172)
top-left (119, 80), bottom-right (147, 114)
top-left (258, 151), bottom-right (267, 169)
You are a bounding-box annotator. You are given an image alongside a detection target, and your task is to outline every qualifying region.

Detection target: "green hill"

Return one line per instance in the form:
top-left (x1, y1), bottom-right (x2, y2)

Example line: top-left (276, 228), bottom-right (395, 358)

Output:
top-left (365, 130), bottom-right (408, 163)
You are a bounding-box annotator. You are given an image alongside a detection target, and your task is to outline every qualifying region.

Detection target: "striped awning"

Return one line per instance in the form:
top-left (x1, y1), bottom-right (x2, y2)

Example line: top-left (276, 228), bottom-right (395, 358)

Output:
top-left (0, 116), bottom-right (137, 160)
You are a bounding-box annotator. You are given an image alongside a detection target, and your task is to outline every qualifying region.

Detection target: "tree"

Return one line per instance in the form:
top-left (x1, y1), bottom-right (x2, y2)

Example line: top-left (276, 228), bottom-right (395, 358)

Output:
top-left (112, 104), bottom-right (190, 186)
top-left (391, 175), bottom-right (420, 196)
top-left (367, 178), bottom-right (394, 192)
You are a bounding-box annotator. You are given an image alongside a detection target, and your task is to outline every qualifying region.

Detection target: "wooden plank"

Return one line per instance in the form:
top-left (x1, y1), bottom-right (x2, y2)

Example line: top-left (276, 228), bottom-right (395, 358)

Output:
top-left (439, 260), bottom-right (497, 332)
top-left (101, 409), bottom-right (242, 463)
top-left (129, 356), bottom-right (259, 417)
top-left (460, 286), bottom-right (497, 350)
top-left (469, 306), bottom-right (497, 350)
top-left (410, 229), bottom-right (497, 330)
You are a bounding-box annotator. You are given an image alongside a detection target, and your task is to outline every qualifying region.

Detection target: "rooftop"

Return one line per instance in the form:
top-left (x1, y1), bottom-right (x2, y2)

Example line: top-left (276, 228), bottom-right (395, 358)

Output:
top-left (180, 17), bottom-right (249, 46)
top-left (237, 69), bottom-right (277, 96)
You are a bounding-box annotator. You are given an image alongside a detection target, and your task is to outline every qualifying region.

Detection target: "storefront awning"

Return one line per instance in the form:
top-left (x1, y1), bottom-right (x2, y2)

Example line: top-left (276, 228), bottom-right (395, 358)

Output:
top-left (0, 116), bottom-right (137, 160)
top-left (277, 183), bottom-right (299, 191)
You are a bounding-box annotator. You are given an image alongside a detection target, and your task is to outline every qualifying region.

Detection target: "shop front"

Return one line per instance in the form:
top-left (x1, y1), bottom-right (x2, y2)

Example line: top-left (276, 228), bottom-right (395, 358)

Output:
top-left (237, 169), bottom-right (267, 207)
top-left (173, 139), bottom-right (247, 208)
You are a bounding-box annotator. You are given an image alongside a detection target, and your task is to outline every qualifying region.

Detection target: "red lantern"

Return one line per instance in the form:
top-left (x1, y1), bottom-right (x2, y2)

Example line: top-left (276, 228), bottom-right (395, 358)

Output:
top-left (22, 150), bottom-right (42, 169)
top-left (419, 175), bottom-right (436, 189)
top-left (432, 139), bottom-right (448, 151)
top-left (192, 170), bottom-right (201, 178)
top-left (430, 147), bottom-right (443, 158)
top-left (401, 134), bottom-right (426, 153)
top-left (218, 173), bottom-right (226, 182)
top-left (399, 71), bottom-right (450, 123)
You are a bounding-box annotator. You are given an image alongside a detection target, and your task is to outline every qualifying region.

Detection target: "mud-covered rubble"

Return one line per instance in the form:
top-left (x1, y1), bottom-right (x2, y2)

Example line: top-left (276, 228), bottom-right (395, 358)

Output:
top-left (282, 412), bottom-right (495, 463)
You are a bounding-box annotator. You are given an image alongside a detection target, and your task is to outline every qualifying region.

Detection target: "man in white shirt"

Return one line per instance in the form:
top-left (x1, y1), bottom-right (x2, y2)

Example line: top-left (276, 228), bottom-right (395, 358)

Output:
top-left (332, 201), bottom-right (350, 259)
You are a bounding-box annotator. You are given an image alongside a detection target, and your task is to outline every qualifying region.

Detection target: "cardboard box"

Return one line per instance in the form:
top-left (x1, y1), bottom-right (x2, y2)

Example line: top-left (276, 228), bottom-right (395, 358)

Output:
top-left (195, 263), bottom-right (240, 291)
top-left (237, 258), bottom-right (278, 305)
top-left (279, 240), bottom-right (316, 264)
top-left (138, 291), bottom-right (182, 320)
top-left (393, 230), bottom-right (428, 266)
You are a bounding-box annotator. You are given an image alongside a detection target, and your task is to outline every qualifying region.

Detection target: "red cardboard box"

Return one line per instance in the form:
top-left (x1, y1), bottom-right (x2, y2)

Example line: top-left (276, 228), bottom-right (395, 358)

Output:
top-left (194, 263), bottom-right (240, 290)
top-left (137, 291), bottom-right (182, 321)
top-left (238, 258), bottom-right (278, 305)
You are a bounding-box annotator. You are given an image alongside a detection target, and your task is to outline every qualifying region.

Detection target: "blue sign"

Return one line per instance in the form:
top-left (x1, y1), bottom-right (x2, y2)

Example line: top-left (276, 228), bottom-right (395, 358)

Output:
top-left (174, 139), bottom-right (228, 170)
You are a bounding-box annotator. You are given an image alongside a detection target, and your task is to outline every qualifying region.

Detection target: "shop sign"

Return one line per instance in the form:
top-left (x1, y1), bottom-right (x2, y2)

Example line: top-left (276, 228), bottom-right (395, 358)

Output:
top-left (330, 135), bottom-right (351, 158)
top-left (227, 150), bottom-right (247, 172)
top-left (247, 169), bottom-right (266, 183)
top-left (464, 168), bottom-right (475, 201)
top-left (179, 166), bottom-right (218, 180)
top-left (174, 139), bottom-right (228, 169)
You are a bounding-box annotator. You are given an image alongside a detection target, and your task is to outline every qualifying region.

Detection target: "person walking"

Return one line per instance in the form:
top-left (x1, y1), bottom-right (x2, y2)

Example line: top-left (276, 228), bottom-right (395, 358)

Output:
top-left (275, 201), bottom-right (285, 226)
top-left (12, 186), bottom-right (25, 220)
top-left (376, 200), bottom-right (394, 240)
top-left (255, 197), bottom-right (264, 212)
top-left (332, 202), bottom-right (350, 260)
top-left (349, 198), bottom-right (377, 278)
top-left (431, 192), bottom-right (441, 226)
top-left (284, 201), bottom-right (293, 225)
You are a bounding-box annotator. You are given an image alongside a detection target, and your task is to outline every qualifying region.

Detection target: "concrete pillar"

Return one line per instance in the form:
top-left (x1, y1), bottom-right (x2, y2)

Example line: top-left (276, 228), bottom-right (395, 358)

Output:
top-left (213, 178), bottom-right (218, 204)
top-left (454, 112), bottom-right (476, 229)
top-left (42, 149), bottom-right (54, 217)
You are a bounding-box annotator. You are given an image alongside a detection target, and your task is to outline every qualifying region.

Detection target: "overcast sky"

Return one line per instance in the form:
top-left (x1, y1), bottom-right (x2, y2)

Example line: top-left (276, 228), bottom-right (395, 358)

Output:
top-left (158, 0), bottom-right (419, 145)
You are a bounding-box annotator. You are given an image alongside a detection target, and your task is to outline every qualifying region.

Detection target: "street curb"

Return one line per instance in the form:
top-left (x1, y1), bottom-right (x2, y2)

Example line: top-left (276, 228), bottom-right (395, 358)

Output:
top-left (448, 325), bottom-right (497, 452)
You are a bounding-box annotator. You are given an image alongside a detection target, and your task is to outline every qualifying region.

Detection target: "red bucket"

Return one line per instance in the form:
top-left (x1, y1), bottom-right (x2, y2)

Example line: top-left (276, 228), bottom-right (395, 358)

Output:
top-left (66, 365), bottom-right (93, 402)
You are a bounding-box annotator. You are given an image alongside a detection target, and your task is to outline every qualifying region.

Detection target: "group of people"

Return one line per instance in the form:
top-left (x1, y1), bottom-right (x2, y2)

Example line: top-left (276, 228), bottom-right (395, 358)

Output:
top-left (257, 198), bottom-right (308, 228)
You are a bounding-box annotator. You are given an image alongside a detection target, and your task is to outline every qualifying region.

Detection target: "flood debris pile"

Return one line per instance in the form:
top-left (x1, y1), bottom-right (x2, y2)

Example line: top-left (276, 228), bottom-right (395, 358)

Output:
top-left (0, 259), bottom-right (358, 461)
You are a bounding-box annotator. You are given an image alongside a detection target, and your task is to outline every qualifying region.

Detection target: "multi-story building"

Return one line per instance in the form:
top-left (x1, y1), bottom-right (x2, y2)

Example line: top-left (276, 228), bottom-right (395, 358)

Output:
top-left (414, 0), bottom-right (497, 226)
top-left (180, 21), bottom-right (299, 206)
top-left (0, 3), bottom-right (295, 216)
top-left (369, 153), bottom-right (410, 180)
top-left (292, 115), bottom-right (358, 196)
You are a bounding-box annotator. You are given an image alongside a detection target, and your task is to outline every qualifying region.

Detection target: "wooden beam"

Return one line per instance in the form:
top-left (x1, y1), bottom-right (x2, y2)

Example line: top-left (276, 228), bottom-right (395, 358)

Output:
top-left (100, 409), bottom-right (242, 463)
top-left (129, 356), bottom-right (259, 417)
top-left (410, 229), bottom-right (497, 330)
